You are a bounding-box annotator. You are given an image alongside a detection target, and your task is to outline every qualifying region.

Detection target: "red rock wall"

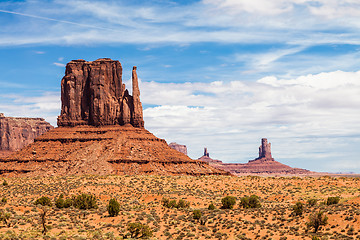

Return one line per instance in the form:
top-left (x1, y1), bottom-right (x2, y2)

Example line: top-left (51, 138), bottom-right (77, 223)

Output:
top-left (169, 142), bottom-right (188, 155)
top-left (0, 114), bottom-right (53, 151)
top-left (57, 58), bottom-right (144, 127)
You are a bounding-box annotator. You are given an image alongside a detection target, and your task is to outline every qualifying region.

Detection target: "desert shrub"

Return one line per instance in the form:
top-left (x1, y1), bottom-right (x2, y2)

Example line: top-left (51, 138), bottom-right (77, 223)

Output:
top-left (240, 195), bottom-right (261, 209)
top-left (72, 193), bottom-right (97, 210)
top-left (292, 201), bottom-right (304, 216)
top-left (1, 197), bottom-right (7, 204)
top-left (326, 196), bottom-right (340, 205)
top-left (307, 199), bottom-right (317, 206)
top-left (2, 180), bottom-right (8, 186)
top-left (177, 199), bottom-right (190, 209)
top-left (221, 196), bottom-right (236, 209)
top-left (107, 198), bottom-right (120, 217)
top-left (193, 210), bottom-right (202, 220)
top-left (162, 198), bottom-right (190, 209)
top-left (128, 222), bottom-right (153, 239)
top-left (0, 210), bottom-right (11, 227)
top-left (208, 203), bottom-right (216, 210)
top-left (307, 211), bottom-right (328, 233)
top-left (312, 236), bottom-right (321, 240)
top-left (55, 194), bottom-right (72, 209)
top-left (34, 196), bottom-right (52, 207)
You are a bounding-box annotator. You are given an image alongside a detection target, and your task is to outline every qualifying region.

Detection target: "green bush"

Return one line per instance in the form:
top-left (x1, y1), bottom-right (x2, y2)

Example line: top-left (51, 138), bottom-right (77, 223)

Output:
top-left (55, 194), bottom-right (72, 209)
top-left (72, 193), bottom-right (97, 210)
top-left (208, 203), bottom-right (216, 210)
top-left (2, 180), bottom-right (8, 186)
top-left (128, 222), bottom-right (153, 239)
top-left (162, 198), bottom-right (190, 209)
top-left (307, 211), bottom-right (328, 233)
top-left (326, 196), bottom-right (340, 205)
top-left (240, 195), bottom-right (261, 209)
top-left (34, 196), bottom-right (52, 207)
top-left (221, 196), bottom-right (236, 209)
top-left (0, 210), bottom-right (11, 227)
top-left (292, 201), bottom-right (303, 216)
top-left (107, 198), bottom-right (120, 217)
top-left (193, 210), bottom-right (202, 220)
top-left (307, 198), bottom-right (317, 206)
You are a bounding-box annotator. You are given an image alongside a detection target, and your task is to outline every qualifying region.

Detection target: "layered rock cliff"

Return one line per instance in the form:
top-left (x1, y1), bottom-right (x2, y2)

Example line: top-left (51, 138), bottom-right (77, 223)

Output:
top-left (0, 59), bottom-right (228, 177)
top-left (0, 113), bottom-right (53, 151)
top-left (57, 59), bottom-right (144, 127)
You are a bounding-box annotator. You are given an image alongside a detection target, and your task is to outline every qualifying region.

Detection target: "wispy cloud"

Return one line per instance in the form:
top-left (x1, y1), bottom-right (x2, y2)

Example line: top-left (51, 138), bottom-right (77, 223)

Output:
top-left (53, 62), bottom-right (66, 67)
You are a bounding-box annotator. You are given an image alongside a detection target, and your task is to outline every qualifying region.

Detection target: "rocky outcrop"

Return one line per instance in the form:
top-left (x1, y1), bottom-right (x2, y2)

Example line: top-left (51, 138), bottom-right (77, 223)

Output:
top-left (0, 113), bottom-right (53, 151)
top-left (0, 59), bottom-right (228, 177)
top-left (257, 138), bottom-right (272, 159)
top-left (199, 139), bottom-right (312, 176)
top-left (57, 59), bottom-right (144, 127)
top-left (169, 142), bottom-right (188, 155)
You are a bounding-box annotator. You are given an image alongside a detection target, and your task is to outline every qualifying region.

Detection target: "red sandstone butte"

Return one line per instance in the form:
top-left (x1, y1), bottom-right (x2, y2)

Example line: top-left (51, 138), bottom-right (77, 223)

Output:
top-left (0, 113), bottom-right (53, 155)
top-left (57, 59), bottom-right (144, 128)
top-left (169, 142), bottom-right (188, 155)
top-left (199, 139), bottom-right (312, 176)
top-left (0, 59), bottom-right (228, 177)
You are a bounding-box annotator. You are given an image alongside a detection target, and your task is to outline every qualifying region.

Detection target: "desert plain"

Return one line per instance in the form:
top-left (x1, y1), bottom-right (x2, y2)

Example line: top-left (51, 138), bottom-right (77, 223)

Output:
top-left (0, 174), bottom-right (359, 239)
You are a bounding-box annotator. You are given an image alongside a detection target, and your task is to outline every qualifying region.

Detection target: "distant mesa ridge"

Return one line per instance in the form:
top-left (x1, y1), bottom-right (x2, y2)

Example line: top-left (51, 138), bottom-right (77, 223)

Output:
top-left (199, 138), bottom-right (312, 176)
top-left (0, 58), bottom-right (228, 177)
top-left (168, 142), bottom-right (188, 155)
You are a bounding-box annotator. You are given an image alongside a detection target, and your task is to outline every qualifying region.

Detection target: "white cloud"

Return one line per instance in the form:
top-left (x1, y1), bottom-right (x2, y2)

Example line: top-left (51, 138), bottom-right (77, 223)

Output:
top-left (53, 62), bottom-right (66, 67)
top-left (139, 70), bottom-right (360, 172)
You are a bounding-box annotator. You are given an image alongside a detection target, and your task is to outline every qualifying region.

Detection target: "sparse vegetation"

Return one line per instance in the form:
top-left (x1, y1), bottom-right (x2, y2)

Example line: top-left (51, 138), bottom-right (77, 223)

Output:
top-left (107, 198), bottom-right (120, 217)
top-left (221, 196), bottom-right (236, 209)
top-left (307, 211), bottom-right (328, 233)
top-left (193, 209), bottom-right (202, 220)
top-left (72, 193), bottom-right (98, 210)
top-left (2, 180), bottom-right (8, 186)
top-left (208, 203), bottom-right (216, 210)
top-left (162, 197), bottom-right (190, 209)
top-left (34, 196), bottom-right (52, 207)
top-left (307, 198), bottom-right (317, 206)
top-left (128, 222), bottom-right (153, 239)
top-left (292, 201), bottom-right (303, 216)
top-left (326, 196), bottom-right (340, 205)
top-left (239, 195), bottom-right (261, 209)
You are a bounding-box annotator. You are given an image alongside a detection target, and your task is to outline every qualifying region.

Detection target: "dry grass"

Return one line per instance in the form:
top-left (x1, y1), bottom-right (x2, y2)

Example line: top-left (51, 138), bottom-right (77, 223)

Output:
top-left (0, 175), bottom-right (359, 239)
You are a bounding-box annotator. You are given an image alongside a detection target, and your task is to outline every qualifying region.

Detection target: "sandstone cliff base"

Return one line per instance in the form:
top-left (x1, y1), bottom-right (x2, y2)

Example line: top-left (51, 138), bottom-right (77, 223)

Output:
top-left (0, 125), bottom-right (228, 177)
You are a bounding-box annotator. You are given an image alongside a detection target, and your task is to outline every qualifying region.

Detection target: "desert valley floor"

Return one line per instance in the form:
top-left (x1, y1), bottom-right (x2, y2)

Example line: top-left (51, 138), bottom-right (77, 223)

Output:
top-left (0, 175), bottom-right (359, 239)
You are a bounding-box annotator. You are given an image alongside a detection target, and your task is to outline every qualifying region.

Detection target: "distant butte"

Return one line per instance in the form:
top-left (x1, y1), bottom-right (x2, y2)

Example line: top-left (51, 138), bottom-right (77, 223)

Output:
top-left (0, 59), bottom-right (228, 177)
top-left (199, 138), bottom-right (312, 176)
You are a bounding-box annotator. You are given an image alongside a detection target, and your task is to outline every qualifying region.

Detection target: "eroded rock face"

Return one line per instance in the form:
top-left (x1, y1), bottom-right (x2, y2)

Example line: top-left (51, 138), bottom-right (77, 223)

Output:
top-left (169, 142), bottom-right (188, 155)
top-left (257, 138), bottom-right (272, 159)
top-left (57, 59), bottom-right (144, 127)
top-left (0, 113), bottom-right (53, 151)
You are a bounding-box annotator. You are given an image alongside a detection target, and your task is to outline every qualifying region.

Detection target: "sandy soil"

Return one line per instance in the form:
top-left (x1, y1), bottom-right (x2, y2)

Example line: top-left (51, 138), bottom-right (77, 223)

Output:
top-left (0, 175), bottom-right (359, 239)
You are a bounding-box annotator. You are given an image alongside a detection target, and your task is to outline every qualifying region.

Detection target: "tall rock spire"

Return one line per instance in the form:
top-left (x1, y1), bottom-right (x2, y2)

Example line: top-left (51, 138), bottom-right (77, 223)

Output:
top-left (131, 66), bottom-right (144, 128)
top-left (258, 138), bottom-right (272, 159)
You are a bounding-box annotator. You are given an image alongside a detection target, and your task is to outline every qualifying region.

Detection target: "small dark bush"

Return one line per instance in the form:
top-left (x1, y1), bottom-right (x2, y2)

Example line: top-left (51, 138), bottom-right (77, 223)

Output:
top-left (307, 199), bottom-right (317, 206)
top-left (292, 202), bottom-right (303, 216)
top-left (240, 195), bottom-right (261, 209)
top-left (221, 196), bottom-right (236, 209)
top-left (34, 196), bottom-right (52, 207)
top-left (162, 198), bottom-right (190, 209)
top-left (55, 194), bottom-right (72, 209)
top-left (2, 180), bottom-right (8, 186)
top-left (1, 197), bottom-right (7, 204)
top-left (0, 210), bottom-right (11, 227)
top-left (128, 222), bottom-right (153, 239)
top-left (307, 211), bottom-right (328, 233)
top-left (72, 193), bottom-right (97, 210)
top-left (208, 203), bottom-right (216, 210)
top-left (193, 210), bottom-right (202, 220)
top-left (326, 196), bottom-right (340, 205)
top-left (107, 198), bottom-right (120, 217)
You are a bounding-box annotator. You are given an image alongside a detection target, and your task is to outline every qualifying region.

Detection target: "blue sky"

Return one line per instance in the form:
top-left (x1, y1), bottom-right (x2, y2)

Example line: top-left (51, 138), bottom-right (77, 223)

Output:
top-left (1, 0), bottom-right (360, 173)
